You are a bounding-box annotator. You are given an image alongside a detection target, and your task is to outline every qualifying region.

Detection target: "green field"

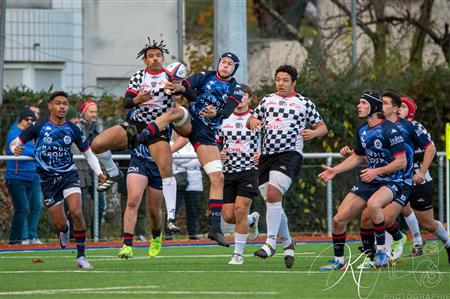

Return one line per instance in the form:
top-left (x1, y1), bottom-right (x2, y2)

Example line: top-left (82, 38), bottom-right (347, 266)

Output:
top-left (0, 242), bottom-right (449, 299)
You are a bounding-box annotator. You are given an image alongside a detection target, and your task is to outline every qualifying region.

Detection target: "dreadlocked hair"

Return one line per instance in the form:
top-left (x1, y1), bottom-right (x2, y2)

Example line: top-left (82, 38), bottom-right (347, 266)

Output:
top-left (136, 37), bottom-right (169, 59)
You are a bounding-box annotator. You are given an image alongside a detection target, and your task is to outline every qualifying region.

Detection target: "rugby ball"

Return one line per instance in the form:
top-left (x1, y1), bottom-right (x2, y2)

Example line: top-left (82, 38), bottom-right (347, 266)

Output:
top-left (166, 62), bottom-right (187, 82)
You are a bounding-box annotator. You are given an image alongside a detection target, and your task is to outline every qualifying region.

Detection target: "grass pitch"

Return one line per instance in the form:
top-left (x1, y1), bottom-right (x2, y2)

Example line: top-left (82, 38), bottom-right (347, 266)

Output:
top-left (0, 241), bottom-right (449, 299)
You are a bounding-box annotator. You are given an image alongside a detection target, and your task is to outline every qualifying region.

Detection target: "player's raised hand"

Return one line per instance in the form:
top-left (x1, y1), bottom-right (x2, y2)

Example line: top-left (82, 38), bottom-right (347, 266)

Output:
top-left (318, 165), bottom-right (336, 182)
top-left (360, 168), bottom-right (378, 183)
top-left (339, 146), bottom-right (353, 158)
top-left (165, 81), bottom-right (185, 94)
top-left (219, 150), bottom-right (227, 161)
top-left (200, 105), bottom-right (217, 118)
top-left (248, 118), bottom-right (263, 131)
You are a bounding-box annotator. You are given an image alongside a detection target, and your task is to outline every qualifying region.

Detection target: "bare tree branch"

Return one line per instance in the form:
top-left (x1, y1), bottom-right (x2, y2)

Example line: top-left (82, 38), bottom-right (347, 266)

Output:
top-left (256, 0), bottom-right (304, 43)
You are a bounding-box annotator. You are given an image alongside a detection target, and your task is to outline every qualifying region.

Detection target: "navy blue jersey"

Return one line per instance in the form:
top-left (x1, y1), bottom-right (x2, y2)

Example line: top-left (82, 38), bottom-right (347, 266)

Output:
top-left (392, 117), bottom-right (431, 182)
top-left (19, 117), bottom-right (90, 179)
top-left (183, 71), bottom-right (243, 133)
top-left (354, 120), bottom-right (410, 184)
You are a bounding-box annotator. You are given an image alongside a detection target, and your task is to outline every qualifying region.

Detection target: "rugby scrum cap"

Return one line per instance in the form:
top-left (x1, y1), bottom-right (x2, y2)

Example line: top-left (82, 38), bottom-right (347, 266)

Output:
top-left (360, 91), bottom-right (382, 116)
top-left (218, 52), bottom-right (240, 77)
top-left (401, 96), bottom-right (417, 120)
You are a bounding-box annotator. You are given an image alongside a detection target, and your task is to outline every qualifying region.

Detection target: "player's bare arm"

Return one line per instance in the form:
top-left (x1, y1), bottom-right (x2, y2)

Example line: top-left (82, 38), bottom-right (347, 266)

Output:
top-left (301, 120), bottom-right (328, 140)
top-left (360, 153), bottom-right (407, 183)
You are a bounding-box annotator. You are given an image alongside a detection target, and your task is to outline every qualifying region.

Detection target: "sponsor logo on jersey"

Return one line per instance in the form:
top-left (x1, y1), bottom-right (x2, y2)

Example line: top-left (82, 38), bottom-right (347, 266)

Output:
top-left (374, 139), bottom-right (382, 149)
top-left (267, 118), bottom-right (283, 130)
top-left (228, 140), bottom-right (247, 153)
top-left (63, 135), bottom-right (72, 145)
top-left (390, 135), bottom-right (404, 145)
top-left (236, 122), bottom-right (243, 129)
top-left (288, 102), bottom-right (301, 108)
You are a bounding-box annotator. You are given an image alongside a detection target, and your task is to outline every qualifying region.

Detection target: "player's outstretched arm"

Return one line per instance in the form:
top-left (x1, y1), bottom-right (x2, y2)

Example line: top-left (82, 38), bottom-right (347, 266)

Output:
top-left (319, 153), bottom-right (366, 182)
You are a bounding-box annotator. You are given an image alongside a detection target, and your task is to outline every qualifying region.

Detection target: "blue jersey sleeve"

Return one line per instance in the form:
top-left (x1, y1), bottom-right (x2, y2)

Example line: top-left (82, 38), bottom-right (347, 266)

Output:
top-left (70, 123), bottom-right (90, 152)
top-left (184, 71), bottom-right (211, 90)
top-left (353, 125), bottom-right (365, 156)
top-left (18, 122), bottom-right (39, 144)
top-left (410, 121), bottom-right (433, 150)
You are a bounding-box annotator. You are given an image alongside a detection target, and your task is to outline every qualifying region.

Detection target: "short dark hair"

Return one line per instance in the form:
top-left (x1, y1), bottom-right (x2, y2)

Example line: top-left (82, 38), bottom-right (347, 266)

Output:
top-left (49, 91), bottom-right (69, 102)
top-left (275, 65), bottom-right (298, 82)
top-left (382, 90), bottom-right (402, 108)
top-left (239, 83), bottom-right (253, 97)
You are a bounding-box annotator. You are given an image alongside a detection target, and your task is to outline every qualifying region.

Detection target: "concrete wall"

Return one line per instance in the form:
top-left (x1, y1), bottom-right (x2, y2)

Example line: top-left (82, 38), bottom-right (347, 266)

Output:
top-left (83, 0), bottom-right (181, 96)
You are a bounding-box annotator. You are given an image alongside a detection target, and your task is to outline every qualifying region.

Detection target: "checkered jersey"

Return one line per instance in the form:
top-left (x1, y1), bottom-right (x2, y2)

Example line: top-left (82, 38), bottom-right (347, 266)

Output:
top-left (126, 68), bottom-right (175, 124)
top-left (411, 120), bottom-right (433, 183)
top-left (252, 92), bottom-right (322, 155)
top-left (217, 110), bottom-right (259, 173)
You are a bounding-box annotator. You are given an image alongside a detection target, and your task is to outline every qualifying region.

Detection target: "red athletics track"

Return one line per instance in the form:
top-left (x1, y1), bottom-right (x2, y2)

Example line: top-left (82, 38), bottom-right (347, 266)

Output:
top-left (0, 234), bottom-right (437, 252)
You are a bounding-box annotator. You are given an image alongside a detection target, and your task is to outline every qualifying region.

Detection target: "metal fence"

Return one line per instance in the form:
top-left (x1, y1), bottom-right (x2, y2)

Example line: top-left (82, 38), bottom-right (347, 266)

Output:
top-left (0, 152), bottom-right (447, 240)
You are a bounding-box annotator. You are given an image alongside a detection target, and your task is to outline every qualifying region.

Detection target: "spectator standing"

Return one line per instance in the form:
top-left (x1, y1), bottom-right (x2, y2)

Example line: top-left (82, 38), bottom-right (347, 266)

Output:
top-left (5, 108), bottom-right (43, 245)
top-left (75, 99), bottom-right (107, 239)
top-left (171, 134), bottom-right (203, 240)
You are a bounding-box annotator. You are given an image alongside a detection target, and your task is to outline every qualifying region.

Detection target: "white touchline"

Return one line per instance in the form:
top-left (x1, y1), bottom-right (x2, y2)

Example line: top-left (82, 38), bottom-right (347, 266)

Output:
top-left (0, 286), bottom-right (279, 296)
top-left (1, 270), bottom-right (449, 275)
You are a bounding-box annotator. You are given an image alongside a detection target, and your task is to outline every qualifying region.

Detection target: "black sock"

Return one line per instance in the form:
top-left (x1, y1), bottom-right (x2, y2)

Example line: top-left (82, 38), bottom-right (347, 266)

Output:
top-left (386, 220), bottom-right (403, 241)
top-left (209, 199), bottom-right (223, 232)
top-left (360, 227), bottom-right (375, 260)
top-left (332, 232), bottom-right (346, 258)
top-left (152, 229), bottom-right (161, 239)
top-left (373, 221), bottom-right (386, 247)
top-left (73, 230), bottom-right (86, 258)
top-left (123, 232), bottom-right (133, 247)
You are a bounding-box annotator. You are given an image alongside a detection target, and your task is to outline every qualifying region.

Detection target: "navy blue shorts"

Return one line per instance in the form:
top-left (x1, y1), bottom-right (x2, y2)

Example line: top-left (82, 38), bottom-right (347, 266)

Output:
top-left (350, 180), bottom-right (412, 207)
top-left (187, 112), bottom-right (217, 150)
top-left (127, 155), bottom-right (162, 190)
top-left (40, 171), bottom-right (81, 208)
